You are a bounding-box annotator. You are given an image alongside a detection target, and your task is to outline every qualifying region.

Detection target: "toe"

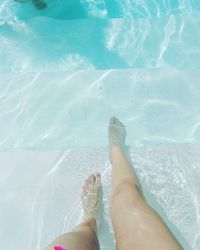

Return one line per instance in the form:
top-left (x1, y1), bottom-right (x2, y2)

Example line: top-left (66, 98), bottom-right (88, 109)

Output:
top-left (109, 116), bottom-right (125, 127)
top-left (96, 173), bottom-right (101, 181)
top-left (110, 116), bottom-right (117, 125)
top-left (113, 117), bottom-right (125, 127)
top-left (87, 174), bottom-right (92, 181)
top-left (90, 174), bottom-right (95, 185)
top-left (96, 173), bottom-right (101, 186)
top-left (115, 117), bottom-right (121, 125)
top-left (119, 120), bottom-right (125, 127)
top-left (86, 176), bottom-right (91, 185)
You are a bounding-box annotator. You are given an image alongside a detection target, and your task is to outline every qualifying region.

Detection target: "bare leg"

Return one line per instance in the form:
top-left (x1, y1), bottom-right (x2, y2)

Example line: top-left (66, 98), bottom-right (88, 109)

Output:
top-left (108, 117), bottom-right (183, 250)
top-left (45, 174), bottom-right (102, 250)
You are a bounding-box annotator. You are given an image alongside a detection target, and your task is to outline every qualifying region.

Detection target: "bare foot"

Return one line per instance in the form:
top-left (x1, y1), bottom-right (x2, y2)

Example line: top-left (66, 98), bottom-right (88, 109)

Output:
top-left (81, 173), bottom-right (102, 230)
top-left (108, 117), bottom-right (126, 161)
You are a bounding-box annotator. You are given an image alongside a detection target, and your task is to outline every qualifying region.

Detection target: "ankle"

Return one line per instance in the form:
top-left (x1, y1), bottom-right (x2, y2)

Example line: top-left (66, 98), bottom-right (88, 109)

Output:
top-left (83, 217), bottom-right (97, 234)
top-left (109, 145), bottom-right (126, 163)
top-left (111, 145), bottom-right (125, 154)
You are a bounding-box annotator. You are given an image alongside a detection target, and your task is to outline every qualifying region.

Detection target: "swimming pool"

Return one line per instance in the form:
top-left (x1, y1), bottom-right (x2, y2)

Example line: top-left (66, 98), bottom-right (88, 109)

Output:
top-left (0, 1), bottom-right (200, 250)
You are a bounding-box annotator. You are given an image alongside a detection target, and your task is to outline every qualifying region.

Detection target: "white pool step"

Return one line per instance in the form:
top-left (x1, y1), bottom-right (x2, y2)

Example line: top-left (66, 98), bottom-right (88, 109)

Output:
top-left (0, 69), bottom-right (200, 150)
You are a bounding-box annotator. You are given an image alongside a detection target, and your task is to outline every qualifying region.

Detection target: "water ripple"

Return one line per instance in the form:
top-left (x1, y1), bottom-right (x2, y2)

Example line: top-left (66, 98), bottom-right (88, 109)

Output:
top-left (1, 146), bottom-right (199, 249)
top-left (1, 14), bottom-right (200, 71)
top-left (0, 69), bottom-right (200, 150)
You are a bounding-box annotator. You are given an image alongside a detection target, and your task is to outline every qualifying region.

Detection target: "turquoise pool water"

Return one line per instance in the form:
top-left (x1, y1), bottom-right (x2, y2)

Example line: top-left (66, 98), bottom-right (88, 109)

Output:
top-left (2, 0), bottom-right (199, 20)
top-left (0, 1), bottom-right (200, 250)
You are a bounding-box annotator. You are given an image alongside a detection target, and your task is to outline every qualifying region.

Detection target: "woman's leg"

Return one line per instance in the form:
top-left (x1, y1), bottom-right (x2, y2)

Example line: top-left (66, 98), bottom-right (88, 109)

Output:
top-left (45, 174), bottom-right (102, 250)
top-left (108, 117), bottom-right (183, 250)
top-left (45, 217), bottom-right (99, 250)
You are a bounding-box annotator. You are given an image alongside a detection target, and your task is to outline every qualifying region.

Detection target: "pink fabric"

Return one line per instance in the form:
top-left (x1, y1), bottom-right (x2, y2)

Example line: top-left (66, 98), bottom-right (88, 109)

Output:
top-left (54, 246), bottom-right (67, 250)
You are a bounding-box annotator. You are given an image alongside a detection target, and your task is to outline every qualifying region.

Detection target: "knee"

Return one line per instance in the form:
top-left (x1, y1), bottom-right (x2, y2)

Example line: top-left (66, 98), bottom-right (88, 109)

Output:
top-left (113, 178), bottom-right (142, 195)
top-left (111, 178), bottom-right (144, 205)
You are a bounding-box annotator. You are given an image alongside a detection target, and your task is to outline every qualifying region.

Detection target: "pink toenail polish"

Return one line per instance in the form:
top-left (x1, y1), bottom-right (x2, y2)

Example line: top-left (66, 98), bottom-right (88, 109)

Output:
top-left (54, 246), bottom-right (67, 250)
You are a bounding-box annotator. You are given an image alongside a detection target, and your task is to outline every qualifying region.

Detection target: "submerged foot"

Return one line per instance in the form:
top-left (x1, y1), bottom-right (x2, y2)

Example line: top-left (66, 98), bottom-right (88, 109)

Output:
top-left (81, 173), bottom-right (102, 230)
top-left (108, 116), bottom-right (127, 162)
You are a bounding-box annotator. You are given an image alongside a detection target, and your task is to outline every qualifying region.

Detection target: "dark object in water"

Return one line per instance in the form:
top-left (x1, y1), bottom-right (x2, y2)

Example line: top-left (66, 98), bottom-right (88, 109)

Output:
top-left (14, 0), bottom-right (47, 10)
top-left (32, 0), bottom-right (47, 10)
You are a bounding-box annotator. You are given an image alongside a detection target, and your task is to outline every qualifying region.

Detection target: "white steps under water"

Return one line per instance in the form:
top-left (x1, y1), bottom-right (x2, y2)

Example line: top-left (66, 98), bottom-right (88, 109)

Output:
top-left (0, 2), bottom-right (200, 250)
top-left (0, 13), bottom-right (200, 72)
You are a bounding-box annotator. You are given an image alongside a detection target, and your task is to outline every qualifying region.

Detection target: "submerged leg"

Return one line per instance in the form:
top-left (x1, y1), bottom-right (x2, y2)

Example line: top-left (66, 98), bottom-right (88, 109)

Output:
top-left (45, 217), bottom-right (100, 250)
top-left (108, 117), bottom-right (183, 250)
top-left (45, 174), bottom-right (102, 250)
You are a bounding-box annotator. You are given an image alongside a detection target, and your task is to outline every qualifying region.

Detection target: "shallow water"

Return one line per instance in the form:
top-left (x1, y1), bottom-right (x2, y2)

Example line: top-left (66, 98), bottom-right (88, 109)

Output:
top-left (0, 1), bottom-right (200, 250)
top-left (1, 0), bottom-right (198, 20)
top-left (0, 69), bottom-right (200, 150)
top-left (0, 14), bottom-right (200, 72)
top-left (0, 69), bottom-right (200, 250)
top-left (1, 146), bottom-right (199, 250)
